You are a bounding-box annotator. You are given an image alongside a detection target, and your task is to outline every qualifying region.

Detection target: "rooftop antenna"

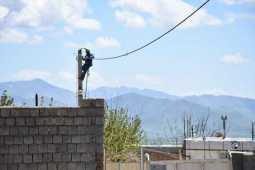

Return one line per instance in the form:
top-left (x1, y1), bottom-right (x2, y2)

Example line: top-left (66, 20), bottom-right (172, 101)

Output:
top-left (76, 48), bottom-right (94, 106)
top-left (221, 114), bottom-right (228, 139)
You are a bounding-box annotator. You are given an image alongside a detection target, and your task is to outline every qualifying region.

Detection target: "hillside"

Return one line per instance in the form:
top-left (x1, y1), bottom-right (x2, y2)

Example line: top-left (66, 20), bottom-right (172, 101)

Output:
top-left (0, 79), bottom-right (75, 106)
top-left (0, 79), bottom-right (254, 137)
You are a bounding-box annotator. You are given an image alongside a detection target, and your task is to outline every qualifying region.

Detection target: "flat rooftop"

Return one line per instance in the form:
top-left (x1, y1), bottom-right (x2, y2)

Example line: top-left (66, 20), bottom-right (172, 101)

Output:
top-left (185, 137), bottom-right (254, 142)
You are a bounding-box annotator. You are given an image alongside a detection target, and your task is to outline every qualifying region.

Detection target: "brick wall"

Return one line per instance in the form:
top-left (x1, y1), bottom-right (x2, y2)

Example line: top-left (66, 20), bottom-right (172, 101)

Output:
top-left (0, 99), bottom-right (105, 170)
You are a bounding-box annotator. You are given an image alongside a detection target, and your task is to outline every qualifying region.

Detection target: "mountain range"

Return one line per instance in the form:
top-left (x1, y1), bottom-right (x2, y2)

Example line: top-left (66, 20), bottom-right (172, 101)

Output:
top-left (0, 79), bottom-right (254, 138)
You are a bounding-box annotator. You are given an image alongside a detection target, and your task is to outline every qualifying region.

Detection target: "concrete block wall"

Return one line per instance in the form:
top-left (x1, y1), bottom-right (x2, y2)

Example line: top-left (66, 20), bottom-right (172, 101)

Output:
top-left (0, 99), bottom-right (104, 170)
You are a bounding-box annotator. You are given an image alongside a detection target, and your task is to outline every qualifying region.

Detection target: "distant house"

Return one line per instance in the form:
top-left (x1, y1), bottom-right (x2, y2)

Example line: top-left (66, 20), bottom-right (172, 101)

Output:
top-left (184, 137), bottom-right (255, 160)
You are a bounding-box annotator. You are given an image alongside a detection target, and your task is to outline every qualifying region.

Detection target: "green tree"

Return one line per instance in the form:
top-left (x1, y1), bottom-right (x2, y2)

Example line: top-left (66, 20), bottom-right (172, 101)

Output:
top-left (104, 107), bottom-right (143, 162)
top-left (0, 90), bottom-right (14, 106)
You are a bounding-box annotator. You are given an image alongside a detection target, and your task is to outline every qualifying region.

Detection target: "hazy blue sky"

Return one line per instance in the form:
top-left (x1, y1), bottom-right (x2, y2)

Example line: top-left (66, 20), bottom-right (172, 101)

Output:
top-left (0, 0), bottom-right (254, 98)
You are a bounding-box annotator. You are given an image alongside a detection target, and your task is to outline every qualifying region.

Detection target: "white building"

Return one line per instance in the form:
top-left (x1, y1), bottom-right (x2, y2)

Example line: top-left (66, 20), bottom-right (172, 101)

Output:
top-left (184, 137), bottom-right (255, 160)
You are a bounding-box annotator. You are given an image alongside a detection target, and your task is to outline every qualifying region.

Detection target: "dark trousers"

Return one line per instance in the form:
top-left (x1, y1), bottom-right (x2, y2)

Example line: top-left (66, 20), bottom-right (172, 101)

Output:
top-left (80, 60), bottom-right (92, 80)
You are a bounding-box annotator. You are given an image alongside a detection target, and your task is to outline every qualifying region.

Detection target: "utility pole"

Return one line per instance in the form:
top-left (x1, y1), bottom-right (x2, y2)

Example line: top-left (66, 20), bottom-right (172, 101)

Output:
top-left (76, 48), bottom-right (94, 106)
top-left (77, 49), bottom-right (83, 106)
top-left (252, 121), bottom-right (254, 141)
top-left (221, 115), bottom-right (228, 139)
top-left (191, 125), bottom-right (194, 138)
top-left (35, 93), bottom-right (38, 106)
top-left (183, 114), bottom-right (186, 139)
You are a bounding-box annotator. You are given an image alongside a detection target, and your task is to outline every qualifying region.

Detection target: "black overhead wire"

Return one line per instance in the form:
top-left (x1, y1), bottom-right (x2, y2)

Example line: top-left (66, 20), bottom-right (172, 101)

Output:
top-left (94, 0), bottom-right (211, 61)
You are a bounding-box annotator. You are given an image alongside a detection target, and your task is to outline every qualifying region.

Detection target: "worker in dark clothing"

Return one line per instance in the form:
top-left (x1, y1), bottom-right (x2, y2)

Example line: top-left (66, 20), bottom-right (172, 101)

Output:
top-left (79, 48), bottom-right (94, 81)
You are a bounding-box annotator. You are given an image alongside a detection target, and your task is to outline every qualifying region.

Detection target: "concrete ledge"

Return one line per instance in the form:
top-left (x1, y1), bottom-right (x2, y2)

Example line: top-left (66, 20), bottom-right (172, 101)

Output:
top-left (79, 99), bottom-right (105, 108)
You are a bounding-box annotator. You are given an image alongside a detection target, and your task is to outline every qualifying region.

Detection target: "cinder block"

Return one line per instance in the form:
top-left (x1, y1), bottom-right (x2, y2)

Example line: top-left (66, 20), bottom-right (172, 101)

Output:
top-left (28, 127), bottom-right (38, 135)
top-left (81, 153), bottom-right (95, 162)
top-left (0, 127), bottom-right (9, 135)
top-left (16, 127), bottom-right (28, 136)
top-left (96, 99), bottom-right (105, 108)
top-left (76, 163), bottom-right (86, 170)
top-left (71, 153), bottom-right (81, 162)
top-left (89, 135), bottom-right (96, 143)
top-left (80, 99), bottom-right (97, 108)
top-left (77, 144), bottom-right (90, 152)
top-left (0, 164), bottom-right (7, 170)
top-left (18, 144), bottom-right (28, 153)
top-left (4, 154), bottom-right (13, 163)
top-left (4, 136), bottom-right (13, 144)
top-left (33, 154), bottom-right (42, 163)
top-left (24, 136), bottom-right (33, 144)
top-left (77, 126), bottom-right (90, 135)
top-left (0, 154), bottom-right (4, 163)
top-left (56, 108), bottom-right (68, 117)
top-left (44, 136), bottom-right (52, 144)
top-left (56, 118), bottom-right (65, 125)
top-left (10, 127), bottom-right (18, 135)
top-left (9, 144), bottom-right (19, 153)
top-left (39, 127), bottom-right (49, 135)
top-left (39, 108), bottom-right (50, 117)
top-left (86, 163), bottom-right (97, 170)
top-left (38, 164), bottom-right (47, 170)
top-left (78, 108), bottom-right (104, 117)
top-left (11, 109), bottom-right (30, 117)
top-left (0, 118), bottom-right (4, 125)
top-left (67, 144), bottom-right (76, 153)
top-left (60, 126), bottom-right (77, 135)
top-left (63, 136), bottom-right (72, 143)
top-left (61, 153), bottom-right (71, 162)
top-left (13, 137), bottom-right (23, 144)
top-left (48, 163), bottom-right (57, 170)
top-left (89, 117), bottom-right (96, 126)
top-left (47, 144), bottom-right (56, 153)
top-left (27, 164), bottom-right (37, 170)
top-left (57, 163), bottom-right (68, 170)
top-left (7, 164), bottom-right (18, 170)
top-left (96, 117), bottom-right (104, 125)
top-left (0, 136), bottom-right (3, 144)
top-left (74, 117), bottom-right (89, 126)
top-left (46, 117), bottom-right (56, 125)
top-left (38, 144), bottom-right (48, 153)
top-left (53, 135), bottom-right (62, 144)
top-left (23, 154), bottom-right (33, 163)
top-left (56, 144), bottom-right (67, 153)
top-left (18, 164), bottom-right (28, 170)
top-left (25, 118), bottom-right (35, 126)
top-left (30, 109), bottom-right (40, 117)
top-left (53, 153), bottom-right (62, 162)
top-left (28, 144), bottom-right (37, 153)
top-left (67, 163), bottom-right (77, 170)
top-left (6, 118), bottom-right (15, 126)
top-left (48, 127), bottom-right (57, 135)
top-left (20, 127), bottom-right (29, 135)
top-left (0, 108), bottom-right (10, 117)
top-left (89, 152), bottom-right (97, 162)
top-left (36, 118), bottom-right (47, 126)
top-left (72, 136), bottom-right (81, 143)
top-left (66, 108), bottom-right (77, 117)
top-left (42, 153), bottom-right (52, 162)
top-left (34, 136), bottom-right (43, 144)
top-left (64, 118), bottom-right (73, 126)
top-left (68, 127), bottom-right (78, 135)
top-left (13, 154), bottom-right (23, 163)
